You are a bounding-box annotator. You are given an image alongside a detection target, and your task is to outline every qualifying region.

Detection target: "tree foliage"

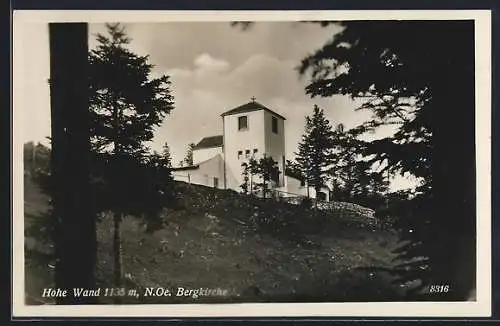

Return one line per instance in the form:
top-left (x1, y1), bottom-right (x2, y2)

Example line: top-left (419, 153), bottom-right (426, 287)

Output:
top-left (285, 159), bottom-right (306, 186)
top-left (24, 141), bottom-right (51, 175)
top-left (240, 161), bottom-right (251, 194)
top-left (88, 23), bottom-right (177, 287)
top-left (240, 156), bottom-right (280, 198)
top-left (162, 141), bottom-right (173, 169)
top-left (255, 156), bottom-right (281, 198)
top-left (295, 105), bottom-right (335, 196)
top-left (299, 21), bottom-right (476, 299)
top-left (183, 142), bottom-right (195, 166)
top-left (328, 126), bottom-right (389, 205)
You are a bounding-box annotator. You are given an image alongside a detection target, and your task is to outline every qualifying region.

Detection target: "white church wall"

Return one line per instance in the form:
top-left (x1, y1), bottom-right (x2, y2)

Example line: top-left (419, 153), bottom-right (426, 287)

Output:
top-left (173, 154), bottom-right (225, 189)
top-left (223, 110), bottom-right (266, 190)
top-left (279, 176), bottom-right (317, 198)
top-left (193, 146), bottom-right (222, 164)
top-left (263, 110), bottom-right (286, 186)
top-left (276, 176), bottom-right (331, 201)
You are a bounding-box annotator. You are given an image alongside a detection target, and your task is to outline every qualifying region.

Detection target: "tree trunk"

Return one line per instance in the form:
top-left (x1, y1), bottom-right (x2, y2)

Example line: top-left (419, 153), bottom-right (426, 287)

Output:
top-left (49, 23), bottom-right (98, 304)
top-left (314, 186), bottom-right (321, 208)
top-left (250, 174), bottom-right (253, 194)
top-left (113, 212), bottom-right (123, 303)
top-left (111, 98), bottom-right (125, 302)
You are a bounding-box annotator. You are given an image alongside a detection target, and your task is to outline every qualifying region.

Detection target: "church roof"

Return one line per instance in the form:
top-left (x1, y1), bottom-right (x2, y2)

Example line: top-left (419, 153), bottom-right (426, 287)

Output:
top-left (193, 135), bottom-right (223, 150)
top-left (221, 101), bottom-right (286, 120)
top-left (172, 153), bottom-right (222, 171)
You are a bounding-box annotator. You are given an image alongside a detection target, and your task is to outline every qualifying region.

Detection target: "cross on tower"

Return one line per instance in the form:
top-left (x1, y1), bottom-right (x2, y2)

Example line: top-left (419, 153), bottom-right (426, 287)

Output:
top-left (251, 96), bottom-right (256, 102)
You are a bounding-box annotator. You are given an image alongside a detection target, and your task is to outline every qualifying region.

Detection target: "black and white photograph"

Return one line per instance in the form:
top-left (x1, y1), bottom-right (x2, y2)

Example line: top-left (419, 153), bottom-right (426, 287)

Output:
top-left (12, 10), bottom-right (491, 317)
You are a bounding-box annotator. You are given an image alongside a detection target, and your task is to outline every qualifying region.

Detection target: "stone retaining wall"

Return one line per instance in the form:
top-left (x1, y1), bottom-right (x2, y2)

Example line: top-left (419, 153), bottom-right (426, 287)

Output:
top-left (282, 197), bottom-right (375, 218)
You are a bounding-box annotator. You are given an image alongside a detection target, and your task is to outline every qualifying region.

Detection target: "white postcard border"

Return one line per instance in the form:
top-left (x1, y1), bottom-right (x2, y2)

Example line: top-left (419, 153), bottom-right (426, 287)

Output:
top-left (12, 9), bottom-right (492, 318)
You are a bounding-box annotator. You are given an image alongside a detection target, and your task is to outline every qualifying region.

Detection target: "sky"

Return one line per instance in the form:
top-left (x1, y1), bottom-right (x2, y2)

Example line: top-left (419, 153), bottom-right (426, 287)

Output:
top-left (14, 21), bottom-right (418, 191)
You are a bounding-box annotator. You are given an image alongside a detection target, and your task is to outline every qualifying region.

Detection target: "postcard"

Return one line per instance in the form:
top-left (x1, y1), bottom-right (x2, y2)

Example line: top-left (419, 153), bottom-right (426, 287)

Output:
top-left (12, 9), bottom-right (492, 318)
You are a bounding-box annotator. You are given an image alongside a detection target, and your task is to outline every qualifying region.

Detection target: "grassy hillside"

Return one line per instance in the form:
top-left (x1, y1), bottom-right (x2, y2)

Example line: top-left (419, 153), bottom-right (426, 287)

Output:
top-left (24, 176), bottom-right (404, 304)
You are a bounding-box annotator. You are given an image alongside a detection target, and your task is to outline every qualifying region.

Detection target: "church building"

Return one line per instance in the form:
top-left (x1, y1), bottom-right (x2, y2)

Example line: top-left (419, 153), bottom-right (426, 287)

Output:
top-left (172, 99), bottom-right (330, 201)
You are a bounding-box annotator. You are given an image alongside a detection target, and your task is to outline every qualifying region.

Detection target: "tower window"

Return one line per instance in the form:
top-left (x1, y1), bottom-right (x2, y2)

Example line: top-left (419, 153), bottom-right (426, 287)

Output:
top-left (272, 116), bottom-right (278, 134)
top-left (245, 149), bottom-right (250, 158)
top-left (238, 116), bottom-right (248, 131)
top-left (237, 150), bottom-right (243, 159)
top-left (253, 149), bottom-right (258, 155)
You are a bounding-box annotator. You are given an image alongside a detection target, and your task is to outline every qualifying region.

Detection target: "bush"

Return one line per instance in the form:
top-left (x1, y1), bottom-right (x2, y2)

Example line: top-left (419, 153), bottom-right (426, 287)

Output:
top-left (300, 197), bottom-right (313, 209)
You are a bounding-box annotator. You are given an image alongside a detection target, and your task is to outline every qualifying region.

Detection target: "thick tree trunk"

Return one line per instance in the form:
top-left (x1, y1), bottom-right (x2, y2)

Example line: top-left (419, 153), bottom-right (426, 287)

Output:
top-left (49, 23), bottom-right (97, 304)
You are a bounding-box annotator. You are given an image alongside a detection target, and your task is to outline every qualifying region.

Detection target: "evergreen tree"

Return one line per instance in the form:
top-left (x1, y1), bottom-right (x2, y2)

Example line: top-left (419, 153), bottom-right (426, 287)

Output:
top-left (285, 159), bottom-right (306, 186)
top-left (88, 23), bottom-right (175, 290)
top-left (299, 21), bottom-right (475, 299)
top-left (328, 126), bottom-right (369, 200)
top-left (184, 143), bottom-right (195, 166)
top-left (295, 105), bottom-right (335, 198)
top-left (24, 141), bottom-right (51, 175)
top-left (162, 141), bottom-right (173, 168)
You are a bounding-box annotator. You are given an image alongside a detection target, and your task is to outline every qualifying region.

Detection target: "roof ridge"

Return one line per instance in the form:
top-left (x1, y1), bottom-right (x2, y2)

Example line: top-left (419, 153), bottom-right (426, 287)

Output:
top-left (221, 101), bottom-right (286, 120)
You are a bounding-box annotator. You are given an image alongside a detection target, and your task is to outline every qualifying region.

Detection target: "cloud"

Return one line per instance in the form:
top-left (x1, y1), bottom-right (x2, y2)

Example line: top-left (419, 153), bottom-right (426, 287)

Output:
top-left (17, 21), bottom-right (416, 191)
top-left (151, 52), bottom-right (373, 165)
top-left (193, 53), bottom-right (230, 72)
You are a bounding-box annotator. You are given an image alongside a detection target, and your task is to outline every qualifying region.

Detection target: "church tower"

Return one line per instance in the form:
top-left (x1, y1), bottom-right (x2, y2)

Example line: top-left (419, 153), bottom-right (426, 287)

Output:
top-left (221, 98), bottom-right (286, 191)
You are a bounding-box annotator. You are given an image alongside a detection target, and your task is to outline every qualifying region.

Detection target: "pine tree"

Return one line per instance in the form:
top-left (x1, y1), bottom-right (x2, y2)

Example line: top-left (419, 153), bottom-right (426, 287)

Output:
top-left (295, 105), bottom-right (335, 199)
top-left (299, 21), bottom-right (476, 299)
top-left (328, 126), bottom-right (367, 200)
top-left (88, 23), bottom-right (175, 291)
top-left (162, 141), bottom-right (173, 168)
top-left (285, 159), bottom-right (306, 185)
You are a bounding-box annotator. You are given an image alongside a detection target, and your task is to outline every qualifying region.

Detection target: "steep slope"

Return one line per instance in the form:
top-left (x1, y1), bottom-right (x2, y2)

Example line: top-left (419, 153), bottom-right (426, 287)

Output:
top-left (24, 178), bottom-right (402, 304)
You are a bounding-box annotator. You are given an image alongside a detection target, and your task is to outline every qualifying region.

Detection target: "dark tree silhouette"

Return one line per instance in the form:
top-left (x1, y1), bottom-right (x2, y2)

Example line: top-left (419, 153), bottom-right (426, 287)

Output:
top-left (247, 157), bottom-right (260, 195)
top-left (295, 105), bottom-right (335, 198)
top-left (328, 125), bottom-right (388, 204)
top-left (240, 162), bottom-right (250, 194)
top-left (48, 23), bottom-right (97, 304)
top-left (183, 143), bottom-right (195, 166)
top-left (299, 21), bottom-right (476, 300)
top-left (88, 23), bottom-right (175, 290)
top-left (253, 156), bottom-right (280, 198)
